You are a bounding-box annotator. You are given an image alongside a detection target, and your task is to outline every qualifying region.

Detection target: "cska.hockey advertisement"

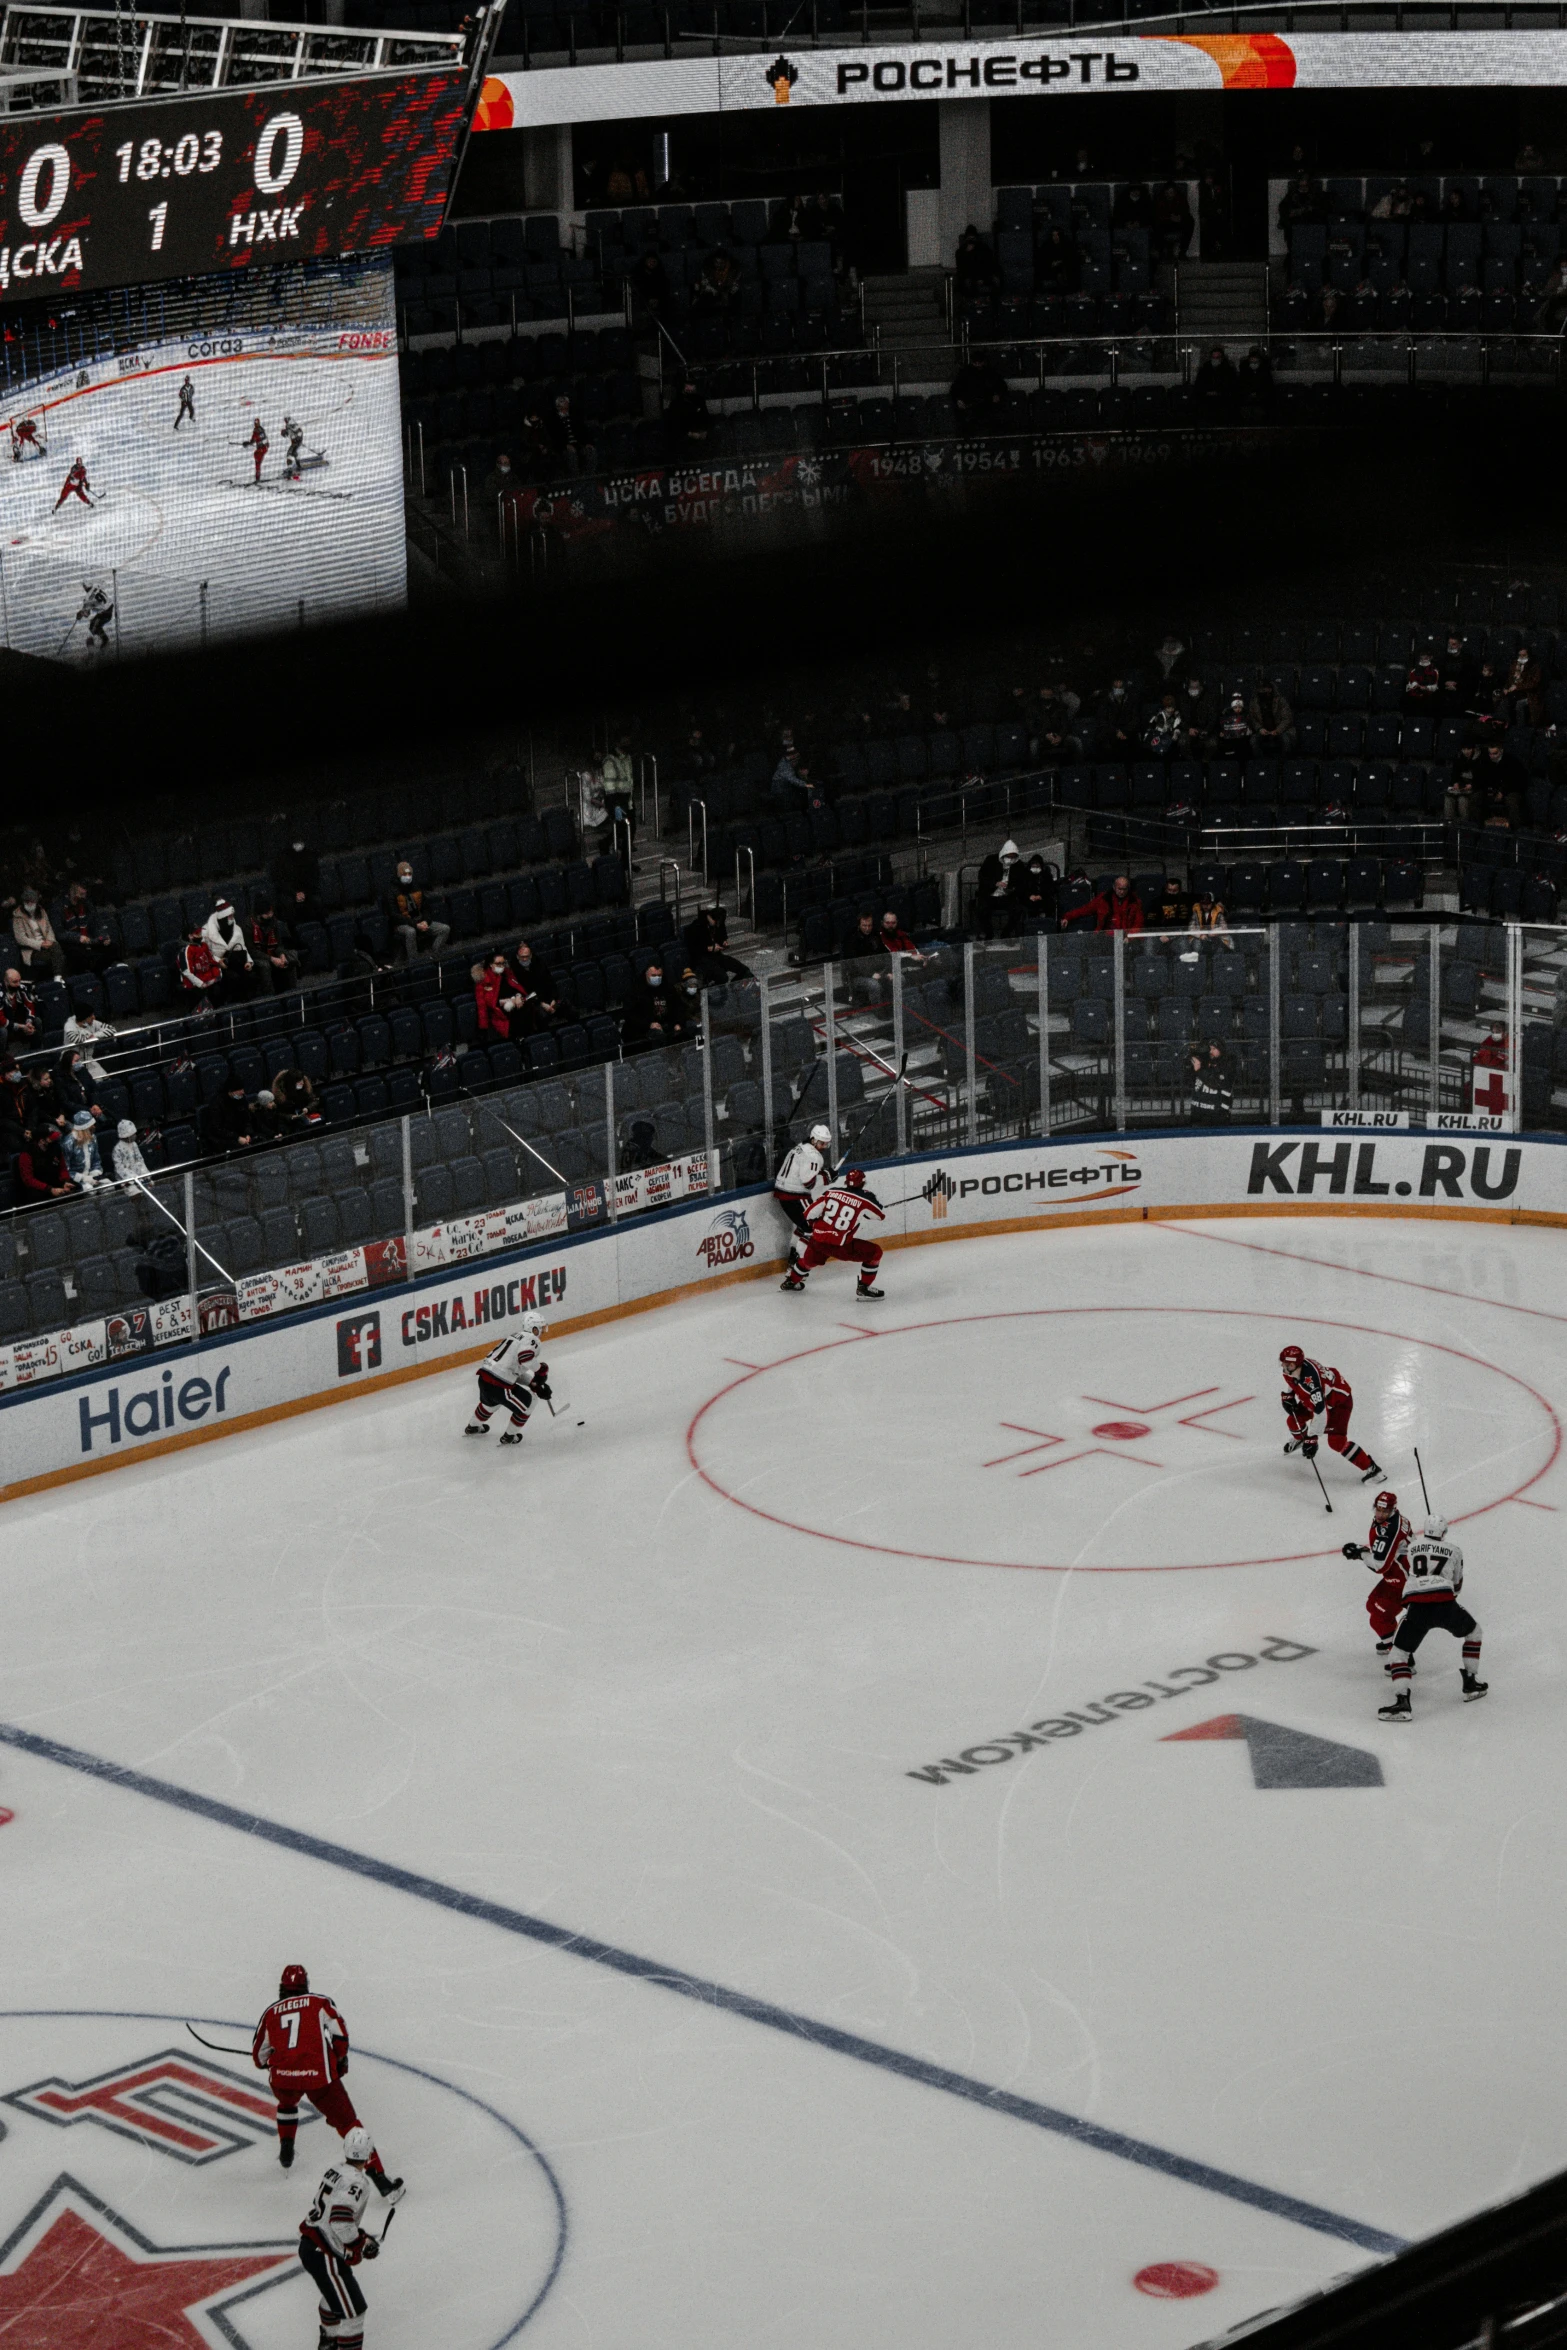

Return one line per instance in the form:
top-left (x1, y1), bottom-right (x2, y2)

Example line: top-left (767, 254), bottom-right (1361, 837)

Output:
top-left (0, 252), bottom-right (405, 660)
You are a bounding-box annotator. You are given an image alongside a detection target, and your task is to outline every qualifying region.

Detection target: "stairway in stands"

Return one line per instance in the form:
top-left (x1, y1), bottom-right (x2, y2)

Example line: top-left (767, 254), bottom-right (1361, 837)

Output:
top-left (1174, 260), bottom-right (1271, 354)
top-left (862, 268), bottom-right (955, 384)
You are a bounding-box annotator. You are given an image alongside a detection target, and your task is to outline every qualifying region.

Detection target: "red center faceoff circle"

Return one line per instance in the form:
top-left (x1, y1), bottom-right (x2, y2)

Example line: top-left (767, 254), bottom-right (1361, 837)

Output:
top-left (1134, 2261), bottom-right (1219, 2299)
top-left (686, 1305), bottom-right (1560, 1575)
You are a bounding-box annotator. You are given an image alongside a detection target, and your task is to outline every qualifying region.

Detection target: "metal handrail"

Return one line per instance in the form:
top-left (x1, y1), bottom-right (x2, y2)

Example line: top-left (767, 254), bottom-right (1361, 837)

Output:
top-left (658, 857), bottom-right (683, 929)
top-left (735, 843), bottom-right (756, 922)
top-left (687, 798), bottom-right (708, 887)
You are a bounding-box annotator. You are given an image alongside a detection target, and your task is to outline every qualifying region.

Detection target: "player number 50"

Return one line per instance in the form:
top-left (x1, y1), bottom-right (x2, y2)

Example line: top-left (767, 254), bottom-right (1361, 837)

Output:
top-left (253, 110), bottom-right (304, 196)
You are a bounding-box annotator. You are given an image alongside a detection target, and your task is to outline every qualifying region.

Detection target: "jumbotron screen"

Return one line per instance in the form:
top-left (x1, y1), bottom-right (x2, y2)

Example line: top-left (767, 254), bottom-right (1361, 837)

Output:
top-left (0, 70), bottom-right (468, 298)
top-left (0, 253), bottom-right (406, 660)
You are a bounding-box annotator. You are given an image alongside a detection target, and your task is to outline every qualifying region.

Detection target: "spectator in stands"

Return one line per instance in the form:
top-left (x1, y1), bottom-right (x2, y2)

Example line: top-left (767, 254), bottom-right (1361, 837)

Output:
top-left (1403, 653), bottom-right (1442, 714)
top-left (683, 903), bottom-right (750, 985)
top-left (547, 391), bottom-right (587, 474)
top-left (1153, 179), bottom-right (1195, 259)
top-left (622, 957), bottom-right (677, 1043)
top-left (1177, 673), bottom-right (1217, 756)
top-left (2, 968), bottom-right (38, 1045)
top-left (57, 882), bottom-right (114, 974)
top-left (1091, 874), bottom-right (1144, 935)
top-left (482, 452), bottom-right (516, 505)
top-left (1370, 181), bottom-right (1413, 220)
top-left (56, 1047), bottom-right (101, 1126)
top-left (1144, 690), bottom-right (1183, 758)
top-left (0, 1068), bottom-right (24, 1160)
top-left (1189, 1044), bottom-right (1233, 1124)
top-left (250, 1090), bottom-right (283, 1144)
top-left (950, 353), bottom-right (1007, 429)
top-left (1278, 173), bottom-right (1325, 231)
top-left (1504, 644), bottom-right (1547, 729)
top-left (628, 247), bottom-right (670, 319)
top-left (203, 1078), bottom-right (254, 1154)
top-left (602, 734), bottom-right (637, 839)
top-left (1038, 715), bottom-right (1071, 765)
top-left (1481, 738), bottom-right (1528, 824)
top-left (1113, 181), bottom-right (1154, 232)
top-left (1516, 140), bottom-right (1546, 173)
top-left (1036, 680), bottom-right (1081, 747)
top-left (878, 908), bottom-right (931, 962)
top-left (273, 835), bottom-right (322, 931)
top-left (1193, 345), bottom-right (1239, 418)
top-left (16, 1119), bottom-right (69, 1200)
top-left (1198, 169), bottom-right (1232, 258)
top-left (63, 1107), bottom-right (101, 1188)
top-left (1036, 226), bottom-right (1077, 294)
top-left (63, 1004), bottom-right (115, 1078)
top-left (113, 1118), bottom-right (149, 1183)
top-left (1248, 681), bottom-right (1296, 754)
top-left (693, 249), bottom-right (741, 314)
top-left (203, 899), bottom-right (255, 994)
top-left (843, 910), bottom-right (882, 960)
top-left (1238, 346), bottom-right (1274, 413)
top-left (510, 939), bottom-right (560, 1025)
top-left (954, 226), bottom-right (998, 296)
top-left (771, 744), bottom-right (815, 802)
top-left (664, 377), bottom-right (712, 457)
top-left (24, 1064), bottom-right (63, 1137)
top-left (249, 897), bottom-right (299, 994)
top-left (1530, 258), bottom-right (1567, 330)
top-left (1012, 860), bottom-right (1055, 932)
top-left (271, 1066), bottom-right (321, 1128)
top-left (1154, 879), bottom-right (1189, 929)
top-left (1446, 742), bottom-right (1483, 824)
top-left (1090, 679), bottom-right (1137, 758)
top-left (12, 887), bottom-right (64, 978)
top-left (974, 841), bottom-right (1022, 937)
top-left (1217, 693), bottom-right (1251, 757)
top-left (475, 951), bottom-right (527, 1041)
top-left (179, 923), bottom-right (225, 1003)
top-left (1439, 629), bottom-right (1477, 703)
top-left (771, 191), bottom-right (810, 243)
top-left (1189, 887), bottom-right (1235, 949)
top-left (388, 862), bottom-right (451, 963)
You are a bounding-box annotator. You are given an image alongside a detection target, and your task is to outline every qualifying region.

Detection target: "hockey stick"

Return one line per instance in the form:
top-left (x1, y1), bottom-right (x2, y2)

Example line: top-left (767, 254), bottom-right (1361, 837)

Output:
top-left (1414, 1446), bottom-right (1431, 1515)
top-left (832, 1054), bottom-right (907, 1177)
top-left (1308, 1451), bottom-right (1334, 1515)
top-left (54, 617), bottom-right (78, 656)
top-left (186, 2022), bottom-right (253, 2056)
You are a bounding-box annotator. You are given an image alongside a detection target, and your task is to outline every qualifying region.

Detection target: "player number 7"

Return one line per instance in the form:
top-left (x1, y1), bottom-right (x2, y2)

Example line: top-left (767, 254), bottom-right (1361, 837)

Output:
top-left (281, 2011), bottom-right (301, 2047)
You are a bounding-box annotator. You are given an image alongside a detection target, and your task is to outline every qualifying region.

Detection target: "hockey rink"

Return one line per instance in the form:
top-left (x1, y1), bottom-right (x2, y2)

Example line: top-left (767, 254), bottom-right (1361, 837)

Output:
top-left (0, 335), bottom-right (406, 661)
top-left (2, 1209), bottom-right (1565, 2350)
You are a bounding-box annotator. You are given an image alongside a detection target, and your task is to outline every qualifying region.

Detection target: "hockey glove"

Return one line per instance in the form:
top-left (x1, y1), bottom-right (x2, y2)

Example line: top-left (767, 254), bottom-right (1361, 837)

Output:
top-left (356, 2236), bottom-right (379, 2262)
top-left (532, 1375), bottom-right (552, 1401)
top-left (1300, 1437), bottom-right (1318, 1459)
top-left (1341, 1543), bottom-right (1367, 1560)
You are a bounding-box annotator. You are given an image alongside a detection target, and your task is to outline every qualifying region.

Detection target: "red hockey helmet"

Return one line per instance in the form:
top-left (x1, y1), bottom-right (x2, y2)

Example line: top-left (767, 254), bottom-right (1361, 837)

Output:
top-left (278, 1964), bottom-right (309, 1997)
top-left (842, 1168), bottom-right (867, 1191)
top-left (1279, 1345), bottom-right (1305, 1373)
top-left (1372, 1490), bottom-right (1398, 1520)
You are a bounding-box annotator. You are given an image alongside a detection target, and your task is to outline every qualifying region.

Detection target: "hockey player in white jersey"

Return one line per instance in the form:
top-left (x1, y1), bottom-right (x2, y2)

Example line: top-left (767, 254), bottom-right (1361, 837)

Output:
top-left (1379, 1518), bottom-right (1488, 1721)
top-left (773, 1123), bottom-right (832, 1263)
top-left (464, 1310), bottom-right (552, 1445)
top-left (298, 2126), bottom-right (381, 2350)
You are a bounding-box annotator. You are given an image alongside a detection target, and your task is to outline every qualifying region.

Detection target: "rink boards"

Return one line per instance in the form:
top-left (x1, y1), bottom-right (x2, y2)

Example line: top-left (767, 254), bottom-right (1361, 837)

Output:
top-left (0, 1124), bottom-right (1562, 1501)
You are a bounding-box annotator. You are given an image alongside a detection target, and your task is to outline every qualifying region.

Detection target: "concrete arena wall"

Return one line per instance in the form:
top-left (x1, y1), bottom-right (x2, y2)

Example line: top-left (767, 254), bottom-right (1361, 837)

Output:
top-left (2, 1125), bottom-right (1562, 1504)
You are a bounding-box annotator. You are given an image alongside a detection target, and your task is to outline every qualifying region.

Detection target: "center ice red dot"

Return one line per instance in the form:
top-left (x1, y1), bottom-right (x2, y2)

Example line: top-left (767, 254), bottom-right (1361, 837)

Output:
top-left (1134, 2261), bottom-right (1219, 2299)
top-left (1092, 1420), bottom-right (1151, 1441)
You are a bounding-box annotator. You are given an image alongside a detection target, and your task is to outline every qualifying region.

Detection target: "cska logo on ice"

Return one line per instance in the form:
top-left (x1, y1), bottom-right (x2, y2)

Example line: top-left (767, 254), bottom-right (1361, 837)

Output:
top-left (0, 2012), bottom-right (565, 2348)
top-left (697, 1207), bottom-right (755, 1267)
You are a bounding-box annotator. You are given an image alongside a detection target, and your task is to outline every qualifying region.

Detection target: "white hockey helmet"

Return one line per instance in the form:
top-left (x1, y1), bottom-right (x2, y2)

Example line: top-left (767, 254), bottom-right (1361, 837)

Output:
top-left (342, 2127), bottom-right (374, 2165)
top-left (809, 1124), bottom-right (832, 1148)
top-left (1424, 1516), bottom-right (1448, 1541)
top-left (517, 1309), bottom-right (545, 1344)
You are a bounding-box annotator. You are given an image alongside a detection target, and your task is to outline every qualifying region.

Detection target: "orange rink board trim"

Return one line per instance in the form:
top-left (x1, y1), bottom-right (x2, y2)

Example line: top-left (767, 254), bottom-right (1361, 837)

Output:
top-left (3, 1123), bottom-right (1566, 1504)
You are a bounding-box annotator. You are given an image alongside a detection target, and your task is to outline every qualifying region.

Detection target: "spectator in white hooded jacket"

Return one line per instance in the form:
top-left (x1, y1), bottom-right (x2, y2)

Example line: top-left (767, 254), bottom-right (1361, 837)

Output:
top-left (203, 898), bottom-right (254, 991)
top-left (113, 1118), bottom-right (149, 1182)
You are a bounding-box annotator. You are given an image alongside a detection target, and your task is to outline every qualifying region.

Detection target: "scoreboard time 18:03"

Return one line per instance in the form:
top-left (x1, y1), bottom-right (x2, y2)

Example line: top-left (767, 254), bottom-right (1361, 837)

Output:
top-left (0, 68), bottom-right (469, 298)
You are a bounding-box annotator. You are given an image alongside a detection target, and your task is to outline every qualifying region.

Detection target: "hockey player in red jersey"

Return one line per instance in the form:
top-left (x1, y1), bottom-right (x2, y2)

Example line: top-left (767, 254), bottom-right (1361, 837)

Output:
top-left (464, 1309), bottom-right (551, 1443)
top-left (11, 414), bottom-right (43, 461)
top-left (252, 1964), bottom-right (404, 2200)
top-left (1342, 1488), bottom-right (1411, 1665)
top-left (1278, 1345), bottom-right (1383, 1483)
top-left (248, 416), bottom-right (269, 484)
top-left (781, 1167), bottom-right (887, 1299)
top-left (53, 456), bottom-right (91, 510)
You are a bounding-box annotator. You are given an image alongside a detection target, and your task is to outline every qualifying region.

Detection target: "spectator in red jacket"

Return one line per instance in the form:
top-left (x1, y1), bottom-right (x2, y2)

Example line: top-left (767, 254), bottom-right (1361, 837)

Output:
top-left (17, 1121), bottom-right (70, 1198)
top-left (1092, 874), bottom-right (1145, 934)
top-left (475, 952), bottom-right (527, 1040)
top-left (179, 927), bottom-right (224, 1000)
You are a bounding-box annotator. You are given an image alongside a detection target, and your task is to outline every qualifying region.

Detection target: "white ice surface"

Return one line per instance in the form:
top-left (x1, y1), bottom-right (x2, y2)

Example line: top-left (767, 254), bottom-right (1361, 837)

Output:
top-left (0, 340), bottom-right (405, 659)
top-left (2, 1213), bottom-right (1566, 2349)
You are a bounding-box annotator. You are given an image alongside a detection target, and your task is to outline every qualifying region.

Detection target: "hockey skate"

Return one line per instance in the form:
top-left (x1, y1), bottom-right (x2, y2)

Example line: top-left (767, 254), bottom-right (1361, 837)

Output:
top-left (463, 1421), bottom-right (489, 1436)
top-left (1462, 1673), bottom-right (1489, 1702)
top-left (1378, 1690), bottom-right (1412, 1722)
top-left (855, 1280), bottom-right (884, 1299)
top-left (1360, 1460), bottom-right (1385, 1483)
top-left (499, 1429), bottom-right (526, 1446)
top-left (780, 1270), bottom-right (807, 1293)
top-left (371, 2172), bottom-right (406, 2203)
top-left (278, 2139), bottom-right (295, 2169)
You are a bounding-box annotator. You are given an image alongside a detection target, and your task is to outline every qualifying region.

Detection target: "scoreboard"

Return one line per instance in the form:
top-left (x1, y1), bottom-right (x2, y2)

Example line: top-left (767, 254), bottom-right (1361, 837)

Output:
top-left (0, 38), bottom-right (490, 299)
